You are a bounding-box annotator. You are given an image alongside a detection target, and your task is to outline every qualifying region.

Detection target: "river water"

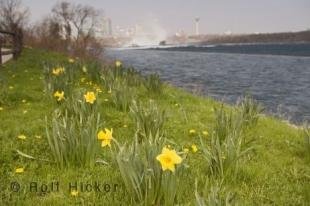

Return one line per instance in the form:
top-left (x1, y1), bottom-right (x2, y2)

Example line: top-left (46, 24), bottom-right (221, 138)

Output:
top-left (106, 43), bottom-right (310, 124)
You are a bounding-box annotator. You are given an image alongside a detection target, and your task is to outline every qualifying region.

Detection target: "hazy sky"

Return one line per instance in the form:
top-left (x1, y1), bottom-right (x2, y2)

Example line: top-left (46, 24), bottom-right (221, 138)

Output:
top-left (23, 0), bottom-right (310, 35)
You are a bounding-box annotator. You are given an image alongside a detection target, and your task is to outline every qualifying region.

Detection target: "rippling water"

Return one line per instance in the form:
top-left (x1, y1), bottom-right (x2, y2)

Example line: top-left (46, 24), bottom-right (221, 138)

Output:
top-left (106, 44), bottom-right (310, 124)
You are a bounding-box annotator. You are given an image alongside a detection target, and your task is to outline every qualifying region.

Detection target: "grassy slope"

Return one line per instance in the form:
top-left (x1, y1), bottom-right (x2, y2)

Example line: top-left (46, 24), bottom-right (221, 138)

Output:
top-left (0, 48), bottom-right (309, 205)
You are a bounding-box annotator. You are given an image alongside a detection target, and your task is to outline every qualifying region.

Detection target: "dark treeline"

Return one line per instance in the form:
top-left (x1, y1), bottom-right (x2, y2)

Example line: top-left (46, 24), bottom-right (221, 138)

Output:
top-left (197, 30), bottom-right (310, 44)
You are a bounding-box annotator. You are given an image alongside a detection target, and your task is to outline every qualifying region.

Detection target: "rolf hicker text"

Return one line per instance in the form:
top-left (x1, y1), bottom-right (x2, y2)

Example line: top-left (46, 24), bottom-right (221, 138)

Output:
top-left (25, 181), bottom-right (119, 193)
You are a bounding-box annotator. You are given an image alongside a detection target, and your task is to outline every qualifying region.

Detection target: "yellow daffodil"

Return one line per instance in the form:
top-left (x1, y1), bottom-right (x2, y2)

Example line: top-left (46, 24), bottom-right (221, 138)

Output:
top-left (80, 77), bottom-right (86, 83)
top-left (202, 130), bottom-right (209, 136)
top-left (189, 129), bottom-right (196, 134)
top-left (0, 107), bottom-right (3, 111)
top-left (53, 91), bottom-right (65, 101)
top-left (82, 66), bottom-right (87, 73)
top-left (70, 190), bottom-right (78, 196)
top-left (18, 134), bottom-right (26, 140)
top-left (191, 144), bottom-right (198, 153)
top-left (123, 124), bottom-right (128, 128)
top-left (156, 147), bottom-right (182, 172)
top-left (52, 67), bottom-right (65, 76)
top-left (52, 68), bottom-right (60, 75)
top-left (15, 167), bottom-right (24, 173)
top-left (22, 99), bottom-right (26, 103)
top-left (175, 103), bottom-right (179, 107)
top-left (115, 60), bottom-right (122, 67)
top-left (23, 110), bottom-right (28, 114)
top-left (68, 58), bottom-right (75, 63)
top-left (84, 91), bottom-right (96, 104)
top-left (97, 128), bottom-right (113, 147)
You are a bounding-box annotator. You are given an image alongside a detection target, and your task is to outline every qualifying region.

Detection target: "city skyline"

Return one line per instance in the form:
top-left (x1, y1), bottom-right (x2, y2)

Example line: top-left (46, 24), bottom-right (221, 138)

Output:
top-left (23, 0), bottom-right (310, 35)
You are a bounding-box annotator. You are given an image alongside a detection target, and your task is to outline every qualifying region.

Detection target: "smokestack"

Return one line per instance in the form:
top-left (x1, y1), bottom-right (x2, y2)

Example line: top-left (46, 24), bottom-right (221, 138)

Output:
top-left (195, 17), bottom-right (200, 35)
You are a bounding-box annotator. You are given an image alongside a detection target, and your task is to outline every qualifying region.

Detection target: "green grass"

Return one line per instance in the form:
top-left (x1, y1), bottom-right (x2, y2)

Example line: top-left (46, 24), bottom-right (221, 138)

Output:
top-left (0, 48), bottom-right (309, 205)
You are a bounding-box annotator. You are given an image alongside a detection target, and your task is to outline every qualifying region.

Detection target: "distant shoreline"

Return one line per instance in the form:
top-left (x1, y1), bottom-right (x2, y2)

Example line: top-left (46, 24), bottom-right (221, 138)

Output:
top-left (183, 30), bottom-right (310, 45)
top-left (143, 42), bottom-right (310, 57)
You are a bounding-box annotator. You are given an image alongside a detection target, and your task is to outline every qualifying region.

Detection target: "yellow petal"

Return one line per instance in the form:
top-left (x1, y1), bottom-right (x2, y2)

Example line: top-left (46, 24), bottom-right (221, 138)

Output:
top-left (115, 60), bottom-right (122, 67)
top-left (191, 144), bottom-right (198, 153)
top-left (171, 151), bottom-right (182, 163)
top-left (203, 131), bottom-right (209, 136)
top-left (104, 128), bottom-right (113, 139)
top-left (70, 190), bottom-right (78, 196)
top-left (183, 148), bottom-right (189, 153)
top-left (18, 135), bottom-right (26, 140)
top-left (97, 130), bottom-right (105, 140)
top-left (156, 153), bottom-right (165, 162)
top-left (161, 147), bottom-right (170, 154)
top-left (166, 163), bottom-right (176, 172)
top-left (101, 139), bottom-right (111, 147)
top-left (15, 167), bottom-right (24, 173)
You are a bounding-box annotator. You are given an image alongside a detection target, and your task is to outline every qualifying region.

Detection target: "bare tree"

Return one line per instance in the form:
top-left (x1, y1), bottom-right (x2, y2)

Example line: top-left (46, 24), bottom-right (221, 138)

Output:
top-left (70, 4), bottom-right (100, 56)
top-left (0, 0), bottom-right (29, 31)
top-left (71, 5), bottom-right (98, 40)
top-left (52, 1), bottom-right (72, 48)
top-left (51, 1), bottom-right (103, 57)
top-left (25, 16), bottom-right (65, 51)
top-left (0, 0), bottom-right (28, 59)
top-left (23, 1), bottom-right (104, 59)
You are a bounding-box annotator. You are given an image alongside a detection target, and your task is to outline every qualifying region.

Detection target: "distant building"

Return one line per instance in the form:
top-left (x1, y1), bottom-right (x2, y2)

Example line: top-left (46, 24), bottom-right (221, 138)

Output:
top-left (195, 17), bottom-right (200, 35)
top-left (224, 30), bottom-right (232, 35)
top-left (95, 17), bottom-right (113, 38)
top-left (106, 18), bottom-right (113, 36)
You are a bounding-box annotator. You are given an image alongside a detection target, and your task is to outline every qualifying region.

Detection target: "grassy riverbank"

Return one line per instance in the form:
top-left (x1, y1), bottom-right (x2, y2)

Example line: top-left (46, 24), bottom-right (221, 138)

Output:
top-left (0, 48), bottom-right (309, 205)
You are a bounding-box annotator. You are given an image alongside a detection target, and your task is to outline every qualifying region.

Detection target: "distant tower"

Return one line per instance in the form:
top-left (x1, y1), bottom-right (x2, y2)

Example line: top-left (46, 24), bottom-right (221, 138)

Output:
top-left (107, 18), bottom-right (113, 36)
top-left (195, 17), bottom-right (200, 35)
